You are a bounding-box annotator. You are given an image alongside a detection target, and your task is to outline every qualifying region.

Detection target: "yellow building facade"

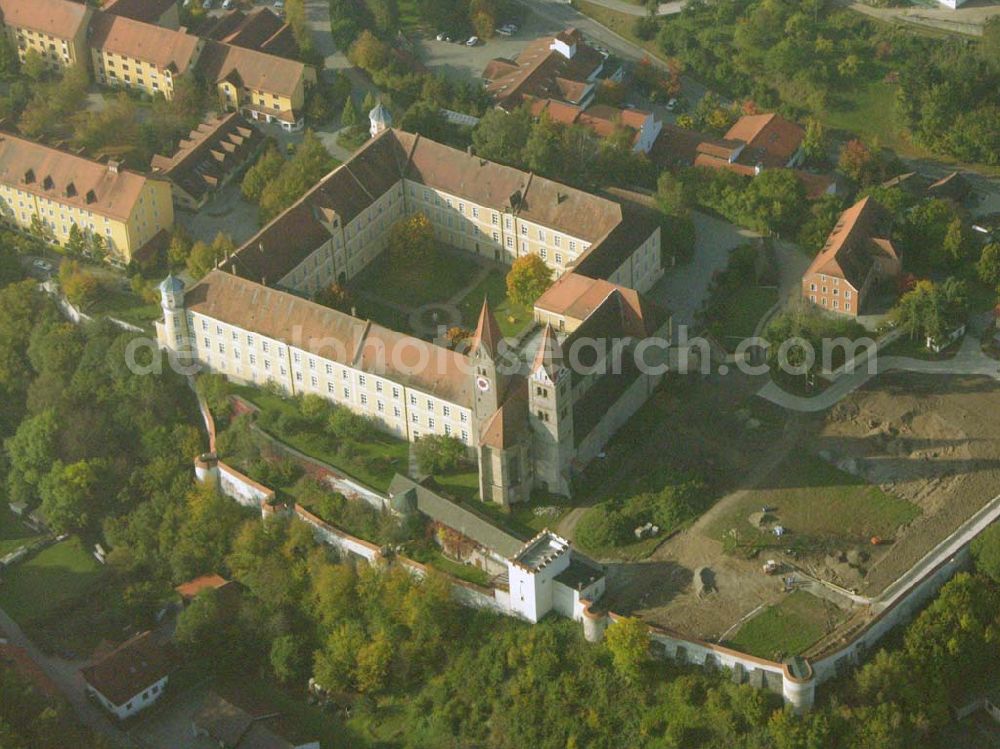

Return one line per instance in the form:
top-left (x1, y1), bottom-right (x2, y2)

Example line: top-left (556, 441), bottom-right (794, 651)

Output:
top-left (0, 0), bottom-right (92, 73)
top-left (0, 135), bottom-right (173, 262)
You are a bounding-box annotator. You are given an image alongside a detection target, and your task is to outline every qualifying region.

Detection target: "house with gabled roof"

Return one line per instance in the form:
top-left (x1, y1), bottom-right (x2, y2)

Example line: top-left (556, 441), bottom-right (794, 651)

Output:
top-left (81, 631), bottom-right (171, 720)
top-left (482, 28), bottom-right (613, 111)
top-left (801, 197), bottom-right (901, 317)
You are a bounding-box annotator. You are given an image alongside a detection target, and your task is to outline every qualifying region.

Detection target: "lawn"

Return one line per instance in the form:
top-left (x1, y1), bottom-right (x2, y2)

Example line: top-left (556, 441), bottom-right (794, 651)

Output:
top-left (432, 469), bottom-right (481, 503)
top-left (706, 452), bottom-right (920, 551)
top-left (352, 249), bottom-right (482, 309)
top-left (414, 547), bottom-right (492, 586)
top-left (456, 269), bottom-right (534, 338)
top-left (725, 590), bottom-right (838, 660)
top-left (231, 386), bottom-right (410, 493)
top-left (86, 287), bottom-right (161, 329)
top-left (705, 284), bottom-right (778, 347)
top-left (353, 296), bottom-right (410, 332)
top-left (0, 537), bottom-right (105, 624)
top-left (0, 505), bottom-right (41, 558)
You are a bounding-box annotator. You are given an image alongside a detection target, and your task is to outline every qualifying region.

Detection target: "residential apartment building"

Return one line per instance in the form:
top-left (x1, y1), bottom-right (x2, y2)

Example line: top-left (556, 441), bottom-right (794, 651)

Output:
top-left (0, 0), bottom-right (92, 72)
top-left (801, 197), bottom-right (901, 317)
top-left (158, 129), bottom-right (669, 505)
top-left (89, 10), bottom-right (203, 99)
top-left (0, 0), bottom-right (315, 130)
top-left (0, 133), bottom-right (174, 261)
top-left (199, 40), bottom-right (316, 131)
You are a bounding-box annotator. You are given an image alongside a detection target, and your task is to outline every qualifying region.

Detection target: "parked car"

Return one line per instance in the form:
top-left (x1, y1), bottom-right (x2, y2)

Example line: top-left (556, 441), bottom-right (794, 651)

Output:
top-left (222, 0), bottom-right (233, 8)
top-left (273, 0), bottom-right (284, 9)
top-left (32, 259), bottom-right (53, 273)
top-left (495, 26), bottom-right (513, 36)
top-left (202, 0), bottom-right (213, 8)
top-left (465, 36), bottom-right (479, 46)
top-left (666, 98), bottom-right (678, 111)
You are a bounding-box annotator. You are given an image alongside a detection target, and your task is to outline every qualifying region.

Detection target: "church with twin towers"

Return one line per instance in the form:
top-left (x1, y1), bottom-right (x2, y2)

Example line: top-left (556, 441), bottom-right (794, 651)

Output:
top-left (158, 127), bottom-right (671, 504)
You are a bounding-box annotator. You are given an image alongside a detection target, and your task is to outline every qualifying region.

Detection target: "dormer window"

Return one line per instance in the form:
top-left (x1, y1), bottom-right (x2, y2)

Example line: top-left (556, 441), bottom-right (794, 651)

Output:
top-left (64, 182), bottom-right (76, 198)
top-left (42, 176), bottom-right (53, 190)
top-left (23, 169), bottom-right (34, 183)
top-left (85, 189), bottom-right (97, 204)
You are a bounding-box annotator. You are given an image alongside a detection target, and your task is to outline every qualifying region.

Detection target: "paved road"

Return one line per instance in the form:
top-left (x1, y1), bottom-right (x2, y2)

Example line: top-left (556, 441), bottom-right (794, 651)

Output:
top-left (516, 0), bottom-right (709, 102)
top-left (648, 210), bottom-right (760, 329)
top-left (0, 605), bottom-right (124, 745)
top-left (758, 334), bottom-right (1000, 413)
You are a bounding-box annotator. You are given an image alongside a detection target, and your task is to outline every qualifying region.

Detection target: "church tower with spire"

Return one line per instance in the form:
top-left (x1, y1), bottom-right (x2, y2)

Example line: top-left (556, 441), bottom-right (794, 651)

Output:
top-left (528, 324), bottom-right (575, 496)
top-left (469, 298), bottom-right (509, 427)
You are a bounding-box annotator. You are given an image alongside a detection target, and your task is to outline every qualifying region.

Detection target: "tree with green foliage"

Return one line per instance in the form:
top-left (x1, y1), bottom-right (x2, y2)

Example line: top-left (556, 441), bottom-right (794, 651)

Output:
top-left (341, 94), bottom-right (360, 130)
top-left (797, 194), bottom-right (844, 252)
top-left (604, 617), bottom-right (650, 683)
top-left (39, 458), bottom-right (104, 533)
top-left (891, 278), bottom-right (968, 343)
top-left (65, 224), bottom-right (87, 256)
top-left (58, 260), bottom-right (101, 309)
top-left (472, 105), bottom-right (532, 166)
top-left (506, 253), bottom-right (553, 308)
top-left (898, 198), bottom-right (964, 271)
top-left (741, 169), bottom-right (807, 236)
top-left (801, 119), bottom-right (825, 165)
top-left (241, 146), bottom-right (285, 203)
top-left (413, 434), bottom-right (467, 474)
top-left (976, 242), bottom-right (1000, 289)
top-left (258, 132), bottom-right (335, 222)
top-left (186, 233), bottom-right (235, 280)
top-left (3, 409), bottom-right (58, 506)
top-left (21, 50), bottom-right (47, 82)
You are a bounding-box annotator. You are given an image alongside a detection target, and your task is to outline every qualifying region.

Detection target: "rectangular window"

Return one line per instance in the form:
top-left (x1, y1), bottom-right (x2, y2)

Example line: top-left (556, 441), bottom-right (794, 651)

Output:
top-left (410, 394), bottom-right (417, 406)
top-left (428, 417), bottom-right (435, 429)
top-left (360, 393), bottom-right (368, 405)
top-left (393, 406), bottom-right (401, 417)
top-left (392, 386), bottom-right (400, 398)
top-left (460, 412), bottom-right (468, 423)
top-left (411, 413), bottom-right (419, 424)
top-left (343, 387), bottom-right (350, 398)
top-left (443, 405), bottom-right (450, 417)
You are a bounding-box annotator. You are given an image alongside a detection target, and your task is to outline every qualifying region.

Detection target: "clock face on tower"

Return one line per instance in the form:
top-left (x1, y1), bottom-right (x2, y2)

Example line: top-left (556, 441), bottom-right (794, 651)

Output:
top-left (476, 375), bottom-right (490, 392)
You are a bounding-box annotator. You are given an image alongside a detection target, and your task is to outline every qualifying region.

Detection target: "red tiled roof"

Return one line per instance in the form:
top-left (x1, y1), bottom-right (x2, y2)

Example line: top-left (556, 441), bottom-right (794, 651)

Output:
top-left (482, 28), bottom-right (605, 109)
top-left (724, 113), bottom-right (804, 169)
top-left (693, 152), bottom-right (757, 177)
top-left (470, 298), bottom-right (504, 359)
top-left (89, 10), bottom-right (202, 74)
top-left (81, 632), bottom-right (171, 707)
top-left (174, 573), bottom-right (231, 601)
top-left (186, 270), bottom-right (475, 407)
top-left (0, 132), bottom-right (156, 220)
top-left (198, 40), bottom-right (310, 99)
top-left (479, 377), bottom-right (529, 450)
top-left (804, 197), bottom-right (897, 289)
top-left (0, 0), bottom-right (89, 40)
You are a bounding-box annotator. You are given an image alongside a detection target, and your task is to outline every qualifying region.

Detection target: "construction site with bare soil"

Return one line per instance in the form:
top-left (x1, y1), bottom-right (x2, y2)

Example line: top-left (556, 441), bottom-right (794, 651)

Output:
top-left (596, 371), bottom-right (1000, 661)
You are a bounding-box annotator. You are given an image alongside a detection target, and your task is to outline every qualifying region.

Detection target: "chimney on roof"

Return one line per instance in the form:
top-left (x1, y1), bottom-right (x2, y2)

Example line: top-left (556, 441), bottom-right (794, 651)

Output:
top-left (107, 160), bottom-right (121, 175)
top-left (351, 305), bottom-right (357, 317)
top-left (466, 145), bottom-right (473, 156)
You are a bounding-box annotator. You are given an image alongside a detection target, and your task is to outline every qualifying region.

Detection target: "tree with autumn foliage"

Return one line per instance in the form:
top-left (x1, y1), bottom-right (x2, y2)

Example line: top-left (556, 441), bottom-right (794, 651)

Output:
top-left (389, 213), bottom-right (436, 270)
top-left (838, 139), bottom-right (890, 187)
top-left (506, 253), bottom-right (553, 308)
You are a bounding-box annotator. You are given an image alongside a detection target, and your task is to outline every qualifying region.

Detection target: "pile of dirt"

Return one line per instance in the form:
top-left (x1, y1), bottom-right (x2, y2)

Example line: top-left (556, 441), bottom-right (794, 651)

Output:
top-left (694, 566), bottom-right (715, 597)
